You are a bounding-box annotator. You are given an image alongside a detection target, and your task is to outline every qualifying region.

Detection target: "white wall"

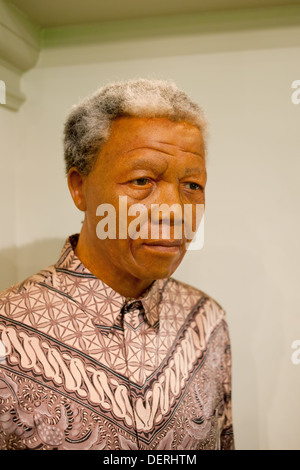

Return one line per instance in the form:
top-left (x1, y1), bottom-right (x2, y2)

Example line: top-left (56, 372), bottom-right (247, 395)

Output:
top-left (1, 19), bottom-right (300, 450)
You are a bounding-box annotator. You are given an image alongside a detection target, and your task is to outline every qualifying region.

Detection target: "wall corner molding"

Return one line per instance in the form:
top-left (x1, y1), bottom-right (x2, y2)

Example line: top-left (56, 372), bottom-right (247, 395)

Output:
top-left (0, 0), bottom-right (41, 111)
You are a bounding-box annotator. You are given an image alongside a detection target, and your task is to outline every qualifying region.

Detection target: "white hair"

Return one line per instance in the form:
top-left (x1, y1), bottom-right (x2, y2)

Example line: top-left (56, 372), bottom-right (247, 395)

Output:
top-left (64, 78), bottom-right (208, 175)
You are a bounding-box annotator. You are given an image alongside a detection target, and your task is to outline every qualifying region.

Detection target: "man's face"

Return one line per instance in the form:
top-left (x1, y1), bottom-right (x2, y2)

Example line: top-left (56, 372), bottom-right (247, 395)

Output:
top-left (81, 117), bottom-right (207, 282)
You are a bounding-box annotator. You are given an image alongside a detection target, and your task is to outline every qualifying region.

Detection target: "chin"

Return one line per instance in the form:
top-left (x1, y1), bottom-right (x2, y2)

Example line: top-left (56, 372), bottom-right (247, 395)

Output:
top-left (137, 262), bottom-right (181, 281)
top-left (130, 247), bottom-right (186, 280)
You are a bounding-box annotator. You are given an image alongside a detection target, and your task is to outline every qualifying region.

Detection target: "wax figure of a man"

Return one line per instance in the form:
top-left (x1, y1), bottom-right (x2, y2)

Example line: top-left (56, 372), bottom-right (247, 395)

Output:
top-left (0, 79), bottom-right (234, 450)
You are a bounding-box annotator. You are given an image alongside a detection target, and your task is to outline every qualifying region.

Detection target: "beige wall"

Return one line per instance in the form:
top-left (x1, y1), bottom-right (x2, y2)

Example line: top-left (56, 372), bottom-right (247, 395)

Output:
top-left (1, 19), bottom-right (300, 450)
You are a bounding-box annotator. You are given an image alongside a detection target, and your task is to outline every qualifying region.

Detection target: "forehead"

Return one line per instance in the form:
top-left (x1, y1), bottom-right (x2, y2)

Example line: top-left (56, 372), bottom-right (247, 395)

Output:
top-left (98, 116), bottom-right (205, 164)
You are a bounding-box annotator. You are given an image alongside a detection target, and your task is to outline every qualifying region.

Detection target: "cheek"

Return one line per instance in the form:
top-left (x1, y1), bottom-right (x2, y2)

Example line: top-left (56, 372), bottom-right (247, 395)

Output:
top-left (90, 189), bottom-right (124, 233)
top-left (96, 238), bottom-right (132, 270)
top-left (110, 238), bottom-right (136, 262)
top-left (85, 189), bottom-right (106, 222)
top-left (87, 169), bottom-right (119, 206)
top-left (183, 201), bottom-right (205, 232)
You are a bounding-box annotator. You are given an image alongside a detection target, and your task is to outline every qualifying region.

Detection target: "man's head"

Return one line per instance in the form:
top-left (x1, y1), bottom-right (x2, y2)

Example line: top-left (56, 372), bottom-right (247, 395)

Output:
top-left (64, 78), bottom-right (208, 175)
top-left (64, 79), bottom-right (208, 296)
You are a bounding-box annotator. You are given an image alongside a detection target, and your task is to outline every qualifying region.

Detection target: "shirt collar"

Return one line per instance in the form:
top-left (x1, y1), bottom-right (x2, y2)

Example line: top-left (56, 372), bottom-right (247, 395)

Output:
top-left (55, 234), bottom-right (167, 332)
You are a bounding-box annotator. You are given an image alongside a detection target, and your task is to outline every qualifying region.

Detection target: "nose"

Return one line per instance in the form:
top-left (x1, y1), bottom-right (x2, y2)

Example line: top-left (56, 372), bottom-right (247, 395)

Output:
top-left (149, 183), bottom-right (184, 240)
top-left (151, 182), bottom-right (184, 223)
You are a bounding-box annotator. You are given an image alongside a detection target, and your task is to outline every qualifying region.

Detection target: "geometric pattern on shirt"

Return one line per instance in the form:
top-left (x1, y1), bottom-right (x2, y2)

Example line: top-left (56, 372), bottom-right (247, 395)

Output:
top-left (0, 234), bottom-right (234, 450)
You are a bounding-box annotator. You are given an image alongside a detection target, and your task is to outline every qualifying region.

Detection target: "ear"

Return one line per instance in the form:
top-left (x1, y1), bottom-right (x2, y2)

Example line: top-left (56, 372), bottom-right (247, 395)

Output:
top-left (67, 167), bottom-right (87, 212)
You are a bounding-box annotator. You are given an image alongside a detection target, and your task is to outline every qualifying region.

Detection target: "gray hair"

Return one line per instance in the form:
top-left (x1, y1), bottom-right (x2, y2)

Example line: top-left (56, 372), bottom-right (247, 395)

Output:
top-left (63, 78), bottom-right (208, 175)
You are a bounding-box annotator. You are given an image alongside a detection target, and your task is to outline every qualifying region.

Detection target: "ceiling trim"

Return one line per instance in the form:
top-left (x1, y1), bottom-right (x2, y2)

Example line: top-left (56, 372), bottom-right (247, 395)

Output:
top-left (1, 2), bottom-right (300, 110)
top-left (41, 5), bottom-right (300, 48)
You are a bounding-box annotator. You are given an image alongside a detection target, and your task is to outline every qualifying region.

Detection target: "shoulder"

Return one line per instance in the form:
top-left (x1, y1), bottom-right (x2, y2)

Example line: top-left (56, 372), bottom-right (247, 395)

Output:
top-left (166, 277), bottom-right (228, 330)
top-left (166, 278), bottom-right (232, 362)
top-left (167, 277), bottom-right (226, 312)
top-left (0, 265), bottom-right (58, 320)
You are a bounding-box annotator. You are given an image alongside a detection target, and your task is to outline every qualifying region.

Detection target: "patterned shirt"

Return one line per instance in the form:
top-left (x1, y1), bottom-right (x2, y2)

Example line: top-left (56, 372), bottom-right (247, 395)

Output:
top-left (0, 234), bottom-right (234, 450)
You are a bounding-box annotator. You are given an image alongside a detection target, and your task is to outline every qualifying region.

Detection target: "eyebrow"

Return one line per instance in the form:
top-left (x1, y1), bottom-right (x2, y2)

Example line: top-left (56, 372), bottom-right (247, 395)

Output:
top-left (183, 167), bottom-right (206, 176)
top-left (124, 158), bottom-right (166, 172)
top-left (123, 159), bottom-right (206, 179)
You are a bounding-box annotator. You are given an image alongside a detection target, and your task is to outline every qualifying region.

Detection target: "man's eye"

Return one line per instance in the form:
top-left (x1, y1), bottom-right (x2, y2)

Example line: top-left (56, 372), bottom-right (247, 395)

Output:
top-left (184, 182), bottom-right (202, 191)
top-left (131, 178), bottom-right (151, 186)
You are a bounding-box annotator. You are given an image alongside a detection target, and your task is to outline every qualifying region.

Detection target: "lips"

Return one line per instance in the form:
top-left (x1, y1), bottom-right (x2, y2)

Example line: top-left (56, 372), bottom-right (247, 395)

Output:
top-left (141, 239), bottom-right (185, 254)
top-left (144, 240), bottom-right (183, 247)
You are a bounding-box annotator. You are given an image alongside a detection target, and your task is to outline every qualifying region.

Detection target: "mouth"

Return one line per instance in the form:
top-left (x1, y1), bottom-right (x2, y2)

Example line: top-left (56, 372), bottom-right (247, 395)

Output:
top-left (142, 240), bottom-right (184, 254)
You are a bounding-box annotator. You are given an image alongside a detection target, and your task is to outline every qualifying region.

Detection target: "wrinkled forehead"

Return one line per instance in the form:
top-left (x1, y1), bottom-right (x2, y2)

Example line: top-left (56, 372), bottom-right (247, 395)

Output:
top-left (101, 116), bottom-right (205, 159)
